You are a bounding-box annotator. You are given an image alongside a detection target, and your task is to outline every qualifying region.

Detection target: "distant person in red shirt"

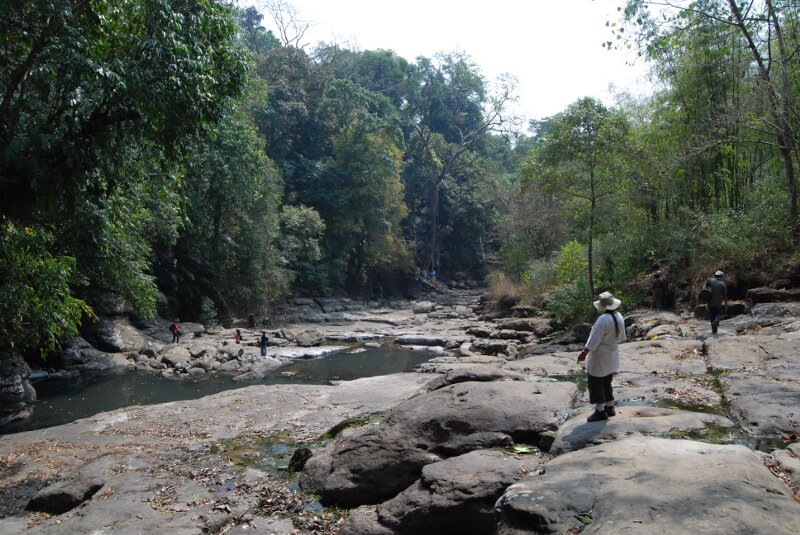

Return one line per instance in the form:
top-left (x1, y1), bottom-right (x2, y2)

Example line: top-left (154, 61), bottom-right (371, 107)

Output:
top-left (170, 319), bottom-right (182, 343)
top-left (235, 329), bottom-right (242, 344)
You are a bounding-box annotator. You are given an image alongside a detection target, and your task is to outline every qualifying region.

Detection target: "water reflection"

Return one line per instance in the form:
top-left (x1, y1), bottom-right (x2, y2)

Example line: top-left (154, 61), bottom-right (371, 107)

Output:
top-left (4, 345), bottom-right (431, 434)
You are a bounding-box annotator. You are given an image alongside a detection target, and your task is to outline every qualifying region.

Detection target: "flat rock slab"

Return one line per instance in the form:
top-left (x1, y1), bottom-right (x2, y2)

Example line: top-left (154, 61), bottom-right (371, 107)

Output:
top-left (619, 339), bottom-right (706, 376)
top-left (550, 406), bottom-right (734, 455)
top-left (580, 372), bottom-right (723, 410)
top-left (269, 345), bottom-right (348, 359)
top-left (707, 332), bottom-right (800, 379)
top-left (496, 435), bottom-right (800, 535)
top-left (722, 373), bottom-right (800, 436)
top-left (302, 381), bottom-right (577, 506)
top-left (504, 352), bottom-right (582, 376)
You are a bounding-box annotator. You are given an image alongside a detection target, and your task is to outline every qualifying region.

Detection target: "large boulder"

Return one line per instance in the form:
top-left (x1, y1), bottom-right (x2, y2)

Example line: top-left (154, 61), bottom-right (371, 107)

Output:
top-left (346, 450), bottom-right (536, 535)
top-left (496, 436), bottom-right (800, 535)
top-left (58, 337), bottom-right (130, 370)
top-left (0, 351), bottom-right (36, 427)
top-left (301, 381), bottom-right (577, 506)
top-left (80, 316), bottom-right (163, 353)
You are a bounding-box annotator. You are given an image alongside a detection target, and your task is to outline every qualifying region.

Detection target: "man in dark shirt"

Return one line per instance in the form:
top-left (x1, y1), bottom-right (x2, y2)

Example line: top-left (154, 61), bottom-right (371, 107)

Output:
top-left (705, 271), bottom-right (727, 334)
top-left (651, 272), bottom-right (667, 311)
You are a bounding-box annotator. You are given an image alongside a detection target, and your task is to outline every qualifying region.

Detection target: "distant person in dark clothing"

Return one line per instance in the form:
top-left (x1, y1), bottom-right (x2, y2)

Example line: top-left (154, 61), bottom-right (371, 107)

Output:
top-left (705, 271), bottom-right (728, 334)
top-left (651, 272), bottom-right (667, 311)
top-left (260, 331), bottom-right (269, 357)
top-left (170, 319), bottom-right (182, 343)
top-left (235, 329), bottom-right (242, 344)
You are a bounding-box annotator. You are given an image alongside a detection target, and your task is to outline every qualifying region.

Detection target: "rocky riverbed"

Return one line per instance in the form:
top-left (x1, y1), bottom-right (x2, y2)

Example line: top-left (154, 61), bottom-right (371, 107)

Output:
top-left (1, 292), bottom-right (800, 534)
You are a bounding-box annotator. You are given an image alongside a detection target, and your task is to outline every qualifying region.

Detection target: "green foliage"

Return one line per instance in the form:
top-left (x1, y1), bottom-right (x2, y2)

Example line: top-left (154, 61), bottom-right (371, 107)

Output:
top-left (0, 223), bottom-right (93, 356)
top-left (541, 277), bottom-right (596, 326)
top-left (555, 241), bottom-right (589, 285)
top-left (177, 103), bottom-right (282, 316)
top-left (278, 205), bottom-right (327, 294)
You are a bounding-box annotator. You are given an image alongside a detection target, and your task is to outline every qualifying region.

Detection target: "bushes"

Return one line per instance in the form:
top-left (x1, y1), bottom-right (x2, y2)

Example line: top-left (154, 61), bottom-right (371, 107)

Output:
top-left (0, 223), bottom-right (93, 356)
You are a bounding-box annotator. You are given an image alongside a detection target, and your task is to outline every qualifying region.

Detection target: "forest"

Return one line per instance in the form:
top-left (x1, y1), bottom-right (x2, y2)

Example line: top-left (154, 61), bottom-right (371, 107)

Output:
top-left (1, 0), bottom-right (799, 357)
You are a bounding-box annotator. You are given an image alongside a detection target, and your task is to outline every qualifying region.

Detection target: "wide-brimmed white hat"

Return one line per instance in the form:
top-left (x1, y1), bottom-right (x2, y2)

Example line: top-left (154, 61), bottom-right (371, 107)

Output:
top-left (594, 291), bottom-right (621, 311)
top-left (715, 270), bottom-right (724, 277)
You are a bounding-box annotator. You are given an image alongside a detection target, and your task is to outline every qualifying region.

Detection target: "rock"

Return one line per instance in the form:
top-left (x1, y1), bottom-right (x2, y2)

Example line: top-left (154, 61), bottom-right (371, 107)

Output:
top-left (415, 364), bottom-right (528, 388)
top-left (496, 436), bottom-right (800, 535)
top-left (301, 381), bottom-right (576, 506)
top-left (469, 339), bottom-right (512, 355)
top-left (80, 316), bottom-right (163, 353)
top-left (188, 344), bottom-right (217, 360)
top-left (187, 367), bottom-right (206, 377)
top-left (134, 361), bottom-right (152, 372)
top-left (504, 352), bottom-right (581, 376)
top-left (489, 329), bottom-right (529, 341)
top-left (466, 326), bottom-right (492, 338)
top-left (550, 405), bottom-right (734, 455)
top-left (161, 346), bottom-right (192, 367)
top-left (413, 301), bottom-right (436, 314)
top-left (376, 450), bottom-right (536, 534)
top-left (131, 319), bottom-right (205, 343)
top-left (747, 287), bottom-right (800, 304)
top-left (340, 507), bottom-right (394, 535)
top-left (0, 351), bottom-right (36, 427)
top-left (619, 339), bottom-right (706, 376)
top-left (772, 442), bottom-right (800, 487)
top-left (294, 329), bottom-right (325, 347)
top-left (217, 360), bottom-right (241, 372)
top-left (26, 479), bottom-right (104, 515)
top-left (395, 336), bottom-right (446, 346)
top-left (58, 337), bottom-right (130, 370)
top-left (751, 302), bottom-right (800, 317)
top-left (571, 323), bottom-right (592, 342)
top-left (722, 373), bottom-right (800, 436)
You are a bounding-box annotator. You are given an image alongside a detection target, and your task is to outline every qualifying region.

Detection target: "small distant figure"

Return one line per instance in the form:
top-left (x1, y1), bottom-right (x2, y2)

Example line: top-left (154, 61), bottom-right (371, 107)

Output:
top-left (260, 331), bottom-right (269, 357)
top-left (431, 269), bottom-right (437, 282)
top-left (421, 268), bottom-right (428, 280)
top-left (705, 270), bottom-right (728, 334)
top-left (577, 291), bottom-right (627, 422)
top-left (651, 272), bottom-right (667, 311)
top-left (235, 329), bottom-right (242, 344)
top-left (170, 319), bottom-right (182, 343)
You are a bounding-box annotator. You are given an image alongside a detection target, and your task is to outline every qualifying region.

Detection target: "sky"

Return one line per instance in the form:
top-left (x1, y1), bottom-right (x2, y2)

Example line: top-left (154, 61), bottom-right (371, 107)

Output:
top-left (238, 0), bottom-right (653, 126)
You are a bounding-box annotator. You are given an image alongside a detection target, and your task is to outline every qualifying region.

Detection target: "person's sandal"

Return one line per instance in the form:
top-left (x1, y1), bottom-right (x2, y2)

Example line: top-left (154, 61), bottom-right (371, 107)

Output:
top-left (587, 409), bottom-right (608, 422)
top-left (604, 405), bottom-right (616, 417)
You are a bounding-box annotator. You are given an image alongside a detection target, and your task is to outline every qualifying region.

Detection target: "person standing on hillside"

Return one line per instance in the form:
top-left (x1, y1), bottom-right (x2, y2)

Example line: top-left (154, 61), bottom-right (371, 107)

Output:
top-left (705, 270), bottom-right (728, 334)
top-left (577, 291), bottom-right (627, 422)
top-left (651, 272), bottom-right (667, 311)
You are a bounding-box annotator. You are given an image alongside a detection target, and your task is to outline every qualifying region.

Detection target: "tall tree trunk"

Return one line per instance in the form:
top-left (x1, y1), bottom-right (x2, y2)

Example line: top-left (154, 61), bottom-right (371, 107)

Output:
top-left (729, 0), bottom-right (799, 243)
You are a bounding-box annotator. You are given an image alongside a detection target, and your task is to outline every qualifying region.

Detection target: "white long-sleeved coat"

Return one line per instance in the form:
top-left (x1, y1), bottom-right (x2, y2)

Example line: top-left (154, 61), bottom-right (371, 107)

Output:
top-left (585, 311), bottom-right (627, 377)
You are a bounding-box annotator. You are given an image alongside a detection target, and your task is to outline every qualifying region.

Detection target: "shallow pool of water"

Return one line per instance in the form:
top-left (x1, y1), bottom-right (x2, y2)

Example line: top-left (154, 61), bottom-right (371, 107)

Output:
top-left (3, 345), bottom-right (432, 434)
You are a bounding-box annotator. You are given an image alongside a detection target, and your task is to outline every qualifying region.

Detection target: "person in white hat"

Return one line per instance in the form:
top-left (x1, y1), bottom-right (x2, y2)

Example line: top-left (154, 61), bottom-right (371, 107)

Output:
top-left (704, 271), bottom-right (727, 334)
top-left (577, 291), bottom-right (627, 422)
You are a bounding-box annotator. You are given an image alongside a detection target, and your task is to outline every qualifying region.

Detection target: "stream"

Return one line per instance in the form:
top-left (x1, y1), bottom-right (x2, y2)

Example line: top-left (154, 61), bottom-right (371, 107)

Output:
top-left (3, 345), bottom-right (432, 435)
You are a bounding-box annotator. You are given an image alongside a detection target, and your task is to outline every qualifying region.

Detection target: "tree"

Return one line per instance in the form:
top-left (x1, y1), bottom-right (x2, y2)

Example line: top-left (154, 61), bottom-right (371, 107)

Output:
top-left (621, 0), bottom-right (800, 243)
top-left (405, 53), bottom-right (517, 274)
top-left (0, 0), bottom-right (249, 347)
top-left (525, 98), bottom-right (631, 296)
